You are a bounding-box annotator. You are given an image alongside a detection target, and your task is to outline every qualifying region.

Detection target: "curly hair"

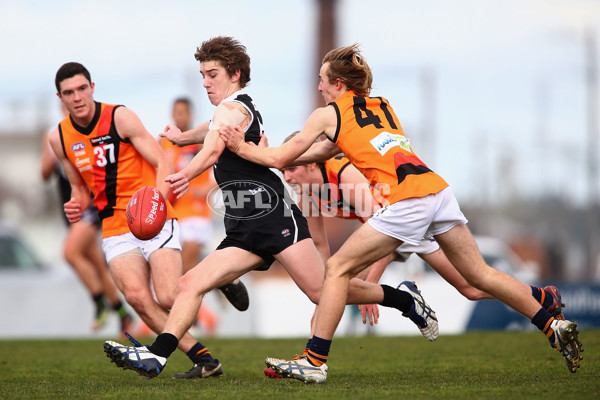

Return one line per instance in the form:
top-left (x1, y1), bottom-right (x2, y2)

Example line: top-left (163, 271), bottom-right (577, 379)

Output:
top-left (194, 36), bottom-right (251, 88)
top-left (322, 43), bottom-right (372, 97)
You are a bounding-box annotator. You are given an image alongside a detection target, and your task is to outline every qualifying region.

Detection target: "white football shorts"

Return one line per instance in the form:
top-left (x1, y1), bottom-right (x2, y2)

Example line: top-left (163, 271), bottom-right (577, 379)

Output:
top-left (102, 218), bottom-right (181, 263)
top-left (368, 187), bottom-right (468, 246)
top-left (178, 216), bottom-right (212, 246)
top-left (394, 237), bottom-right (440, 262)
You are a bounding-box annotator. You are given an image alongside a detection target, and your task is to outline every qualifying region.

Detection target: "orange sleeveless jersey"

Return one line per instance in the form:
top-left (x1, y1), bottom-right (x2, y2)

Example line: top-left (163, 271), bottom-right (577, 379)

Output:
top-left (307, 156), bottom-right (362, 220)
top-left (330, 91), bottom-right (448, 205)
top-left (159, 137), bottom-right (212, 219)
top-left (58, 102), bottom-right (175, 238)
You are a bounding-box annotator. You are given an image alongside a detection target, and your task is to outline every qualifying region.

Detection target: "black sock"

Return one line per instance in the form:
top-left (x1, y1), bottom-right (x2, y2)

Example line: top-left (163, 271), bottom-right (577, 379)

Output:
top-left (306, 335), bottom-right (331, 366)
top-left (92, 293), bottom-right (105, 316)
top-left (111, 301), bottom-right (129, 318)
top-left (530, 308), bottom-right (555, 338)
top-left (379, 284), bottom-right (414, 313)
top-left (187, 342), bottom-right (216, 364)
top-left (303, 338), bottom-right (312, 356)
top-left (530, 286), bottom-right (553, 309)
top-left (147, 333), bottom-right (179, 358)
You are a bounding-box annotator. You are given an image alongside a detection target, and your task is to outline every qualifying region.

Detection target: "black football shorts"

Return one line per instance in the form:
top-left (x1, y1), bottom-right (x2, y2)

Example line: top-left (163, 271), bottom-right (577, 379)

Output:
top-left (216, 200), bottom-right (311, 270)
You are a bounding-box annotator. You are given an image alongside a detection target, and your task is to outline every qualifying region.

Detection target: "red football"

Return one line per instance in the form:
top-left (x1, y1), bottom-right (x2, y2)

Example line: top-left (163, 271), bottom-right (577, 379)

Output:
top-left (126, 186), bottom-right (167, 240)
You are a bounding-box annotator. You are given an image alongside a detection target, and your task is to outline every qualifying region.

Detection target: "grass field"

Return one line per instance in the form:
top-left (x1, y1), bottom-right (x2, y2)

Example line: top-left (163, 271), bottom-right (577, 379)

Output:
top-left (0, 329), bottom-right (597, 400)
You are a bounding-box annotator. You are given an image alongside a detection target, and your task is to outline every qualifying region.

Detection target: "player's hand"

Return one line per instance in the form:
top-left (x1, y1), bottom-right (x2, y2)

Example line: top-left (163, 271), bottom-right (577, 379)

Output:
top-left (165, 172), bottom-right (189, 199)
top-left (64, 198), bottom-right (82, 223)
top-left (258, 134), bottom-right (269, 148)
top-left (218, 124), bottom-right (245, 153)
top-left (167, 189), bottom-right (178, 205)
top-left (359, 304), bottom-right (380, 326)
top-left (159, 124), bottom-right (182, 146)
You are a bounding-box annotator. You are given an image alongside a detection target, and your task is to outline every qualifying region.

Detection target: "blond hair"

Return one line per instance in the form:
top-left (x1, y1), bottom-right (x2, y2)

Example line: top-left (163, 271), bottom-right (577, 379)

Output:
top-left (322, 43), bottom-right (372, 96)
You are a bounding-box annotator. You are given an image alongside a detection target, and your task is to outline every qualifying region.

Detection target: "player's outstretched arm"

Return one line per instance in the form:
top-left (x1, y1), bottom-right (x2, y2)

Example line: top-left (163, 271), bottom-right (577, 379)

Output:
top-left (160, 120), bottom-right (210, 146)
top-left (219, 107), bottom-right (337, 169)
top-left (291, 140), bottom-right (340, 166)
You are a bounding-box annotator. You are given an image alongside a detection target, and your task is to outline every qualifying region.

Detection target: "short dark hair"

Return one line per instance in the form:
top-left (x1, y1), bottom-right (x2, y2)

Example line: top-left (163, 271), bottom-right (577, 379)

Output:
top-left (55, 62), bottom-right (91, 93)
top-left (173, 97), bottom-right (193, 111)
top-left (194, 36), bottom-right (251, 88)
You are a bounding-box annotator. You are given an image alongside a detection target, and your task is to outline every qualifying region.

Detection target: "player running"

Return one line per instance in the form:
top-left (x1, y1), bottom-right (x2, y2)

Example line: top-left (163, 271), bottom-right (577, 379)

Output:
top-left (265, 135), bottom-right (569, 379)
top-left (218, 44), bottom-right (583, 381)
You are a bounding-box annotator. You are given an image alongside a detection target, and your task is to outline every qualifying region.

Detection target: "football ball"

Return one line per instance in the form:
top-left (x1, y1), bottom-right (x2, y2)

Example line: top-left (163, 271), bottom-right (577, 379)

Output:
top-left (126, 186), bottom-right (167, 240)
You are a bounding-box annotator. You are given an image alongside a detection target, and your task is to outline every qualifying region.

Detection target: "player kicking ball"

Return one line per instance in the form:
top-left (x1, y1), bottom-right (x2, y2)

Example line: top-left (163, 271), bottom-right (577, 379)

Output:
top-left (103, 36), bottom-right (440, 381)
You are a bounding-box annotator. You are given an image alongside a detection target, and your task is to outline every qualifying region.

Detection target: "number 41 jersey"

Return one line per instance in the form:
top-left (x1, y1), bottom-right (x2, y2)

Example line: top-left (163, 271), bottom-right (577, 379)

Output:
top-left (58, 102), bottom-right (174, 238)
top-left (329, 91), bottom-right (448, 206)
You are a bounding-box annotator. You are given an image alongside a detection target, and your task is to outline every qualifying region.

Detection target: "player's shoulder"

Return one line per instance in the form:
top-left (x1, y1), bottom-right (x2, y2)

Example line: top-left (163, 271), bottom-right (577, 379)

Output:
top-left (47, 125), bottom-right (60, 143)
top-left (213, 101), bottom-right (251, 129)
top-left (309, 104), bottom-right (337, 125)
top-left (219, 99), bottom-right (253, 121)
top-left (304, 106), bottom-right (337, 140)
top-left (218, 101), bottom-right (246, 113)
top-left (112, 104), bottom-right (134, 120)
top-left (112, 105), bottom-right (148, 138)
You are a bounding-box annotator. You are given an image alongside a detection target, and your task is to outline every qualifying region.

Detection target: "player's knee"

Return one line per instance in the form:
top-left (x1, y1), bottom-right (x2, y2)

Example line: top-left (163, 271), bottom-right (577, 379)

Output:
top-left (462, 274), bottom-right (484, 291)
top-left (306, 289), bottom-right (321, 304)
top-left (62, 245), bottom-right (76, 263)
top-left (461, 265), bottom-right (495, 293)
top-left (122, 288), bottom-right (152, 316)
top-left (153, 282), bottom-right (179, 309)
top-left (63, 250), bottom-right (73, 264)
top-left (460, 286), bottom-right (486, 301)
top-left (154, 292), bottom-right (175, 309)
top-left (324, 257), bottom-right (354, 280)
top-left (168, 273), bottom-right (197, 304)
top-left (176, 272), bottom-right (195, 293)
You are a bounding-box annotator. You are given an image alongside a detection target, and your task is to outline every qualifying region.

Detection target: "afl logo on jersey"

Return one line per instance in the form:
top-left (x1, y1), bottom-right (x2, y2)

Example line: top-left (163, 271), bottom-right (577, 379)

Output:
top-left (71, 142), bottom-right (86, 152)
top-left (207, 179), bottom-right (280, 220)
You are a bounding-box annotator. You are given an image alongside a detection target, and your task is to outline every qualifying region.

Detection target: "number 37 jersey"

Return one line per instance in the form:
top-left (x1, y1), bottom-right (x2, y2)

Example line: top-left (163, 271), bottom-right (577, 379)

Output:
top-left (58, 102), bottom-right (172, 238)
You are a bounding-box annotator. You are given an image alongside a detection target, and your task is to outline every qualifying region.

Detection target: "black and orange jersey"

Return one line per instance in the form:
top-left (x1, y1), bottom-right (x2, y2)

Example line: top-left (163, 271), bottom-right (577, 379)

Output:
top-left (329, 91), bottom-right (448, 205)
top-left (306, 156), bottom-right (362, 220)
top-left (58, 102), bottom-right (175, 238)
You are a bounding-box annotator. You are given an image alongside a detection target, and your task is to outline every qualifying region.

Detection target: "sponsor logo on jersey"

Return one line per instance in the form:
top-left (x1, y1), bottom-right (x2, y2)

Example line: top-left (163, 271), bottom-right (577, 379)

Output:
top-left (369, 131), bottom-right (411, 156)
top-left (90, 135), bottom-right (112, 146)
top-left (75, 157), bottom-right (91, 167)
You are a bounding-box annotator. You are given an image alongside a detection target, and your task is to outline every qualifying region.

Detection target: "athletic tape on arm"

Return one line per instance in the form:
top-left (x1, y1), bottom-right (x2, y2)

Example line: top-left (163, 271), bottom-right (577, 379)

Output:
top-left (211, 102), bottom-right (249, 130)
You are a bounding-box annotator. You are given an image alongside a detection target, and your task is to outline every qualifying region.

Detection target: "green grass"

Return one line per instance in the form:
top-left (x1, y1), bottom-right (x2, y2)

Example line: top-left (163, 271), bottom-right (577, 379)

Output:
top-left (0, 330), bottom-right (597, 400)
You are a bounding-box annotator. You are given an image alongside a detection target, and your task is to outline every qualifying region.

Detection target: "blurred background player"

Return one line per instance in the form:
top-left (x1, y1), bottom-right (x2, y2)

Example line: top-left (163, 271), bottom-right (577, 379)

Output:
top-left (40, 102), bottom-right (132, 334)
top-left (159, 97), bottom-right (249, 334)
